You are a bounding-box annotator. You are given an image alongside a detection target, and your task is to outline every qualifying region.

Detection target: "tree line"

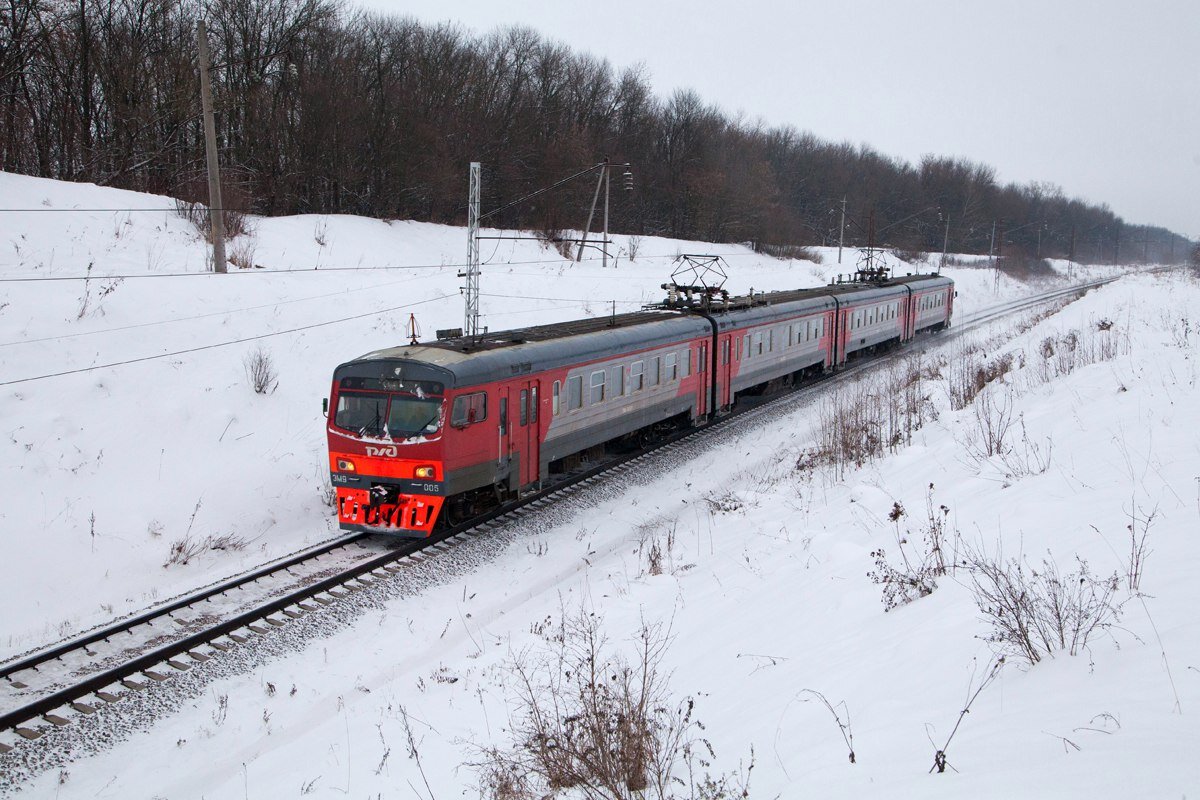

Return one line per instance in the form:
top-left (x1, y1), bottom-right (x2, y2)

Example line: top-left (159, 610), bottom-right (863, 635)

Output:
top-left (1, 0), bottom-right (1190, 264)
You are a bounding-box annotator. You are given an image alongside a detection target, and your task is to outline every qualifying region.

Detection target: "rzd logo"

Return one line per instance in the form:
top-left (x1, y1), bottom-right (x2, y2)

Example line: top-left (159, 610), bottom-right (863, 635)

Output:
top-left (365, 445), bottom-right (398, 457)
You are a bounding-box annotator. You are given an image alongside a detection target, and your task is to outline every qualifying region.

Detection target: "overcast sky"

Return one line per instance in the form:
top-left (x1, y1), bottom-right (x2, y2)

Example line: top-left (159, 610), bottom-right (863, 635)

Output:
top-left (356, 0), bottom-right (1199, 239)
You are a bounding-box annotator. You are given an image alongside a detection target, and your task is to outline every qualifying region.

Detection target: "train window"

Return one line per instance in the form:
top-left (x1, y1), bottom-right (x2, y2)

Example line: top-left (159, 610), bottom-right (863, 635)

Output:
top-left (590, 370), bottom-right (606, 404)
top-left (682, 350), bottom-right (690, 377)
top-left (699, 344), bottom-right (707, 372)
top-left (755, 332), bottom-right (764, 356)
top-left (665, 352), bottom-right (678, 381)
top-left (721, 339), bottom-right (730, 365)
top-left (450, 392), bottom-right (487, 427)
top-left (568, 375), bottom-right (583, 410)
top-left (651, 356), bottom-right (661, 385)
top-left (743, 335), bottom-right (750, 360)
top-left (519, 389), bottom-right (528, 426)
top-left (530, 386), bottom-right (538, 423)
top-left (552, 381), bottom-right (561, 416)
top-left (768, 330), bottom-right (774, 352)
top-left (632, 360), bottom-right (644, 391)
top-left (612, 365), bottom-right (625, 396)
top-left (499, 397), bottom-right (508, 434)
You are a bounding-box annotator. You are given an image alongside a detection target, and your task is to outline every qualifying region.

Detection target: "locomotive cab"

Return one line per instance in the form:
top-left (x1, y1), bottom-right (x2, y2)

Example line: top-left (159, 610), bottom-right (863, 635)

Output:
top-left (326, 359), bottom-right (452, 536)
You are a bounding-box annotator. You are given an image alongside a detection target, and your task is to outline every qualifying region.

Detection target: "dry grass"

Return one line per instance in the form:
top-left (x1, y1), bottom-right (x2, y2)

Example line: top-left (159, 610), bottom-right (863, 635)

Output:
top-left (797, 354), bottom-right (937, 480)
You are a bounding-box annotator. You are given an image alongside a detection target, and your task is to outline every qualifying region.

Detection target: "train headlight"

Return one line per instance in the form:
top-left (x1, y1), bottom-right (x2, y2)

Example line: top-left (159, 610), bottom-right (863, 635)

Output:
top-left (414, 465), bottom-right (436, 479)
top-left (337, 458), bottom-right (356, 472)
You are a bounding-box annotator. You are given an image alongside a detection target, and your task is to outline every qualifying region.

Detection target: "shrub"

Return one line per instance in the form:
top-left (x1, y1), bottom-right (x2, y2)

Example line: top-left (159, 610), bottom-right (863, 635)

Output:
top-left (965, 549), bottom-right (1123, 665)
top-left (244, 345), bottom-right (278, 394)
top-left (756, 243), bottom-right (823, 263)
top-left (867, 487), bottom-right (957, 611)
top-left (473, 609), bottom-right (750, 799)
top-left (229, 236), bottom-right (258, 270)
top-left (962, 386), bottom-right (1017, 460)
top-left (626, 235), bottom-right (642, 261)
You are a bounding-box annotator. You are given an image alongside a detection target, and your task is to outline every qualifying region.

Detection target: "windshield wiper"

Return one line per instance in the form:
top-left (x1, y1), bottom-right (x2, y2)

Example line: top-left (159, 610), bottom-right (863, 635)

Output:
top-left (357, 406), bottom-right (385, 438)
top-left (404, 411), bottom-right (441, 439)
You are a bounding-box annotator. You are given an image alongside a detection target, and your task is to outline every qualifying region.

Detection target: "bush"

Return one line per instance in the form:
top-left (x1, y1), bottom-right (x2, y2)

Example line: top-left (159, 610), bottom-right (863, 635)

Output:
top-left (473, 609), bottom-right (751, 799)
top-left (965, 549), bottom-right (1123, 665)
top-left (867, 487), bottom-right (957, 611)
top-left (244, 345), bottom-right (278, 394)
top-left (755, 243), bottom-right (823, 263)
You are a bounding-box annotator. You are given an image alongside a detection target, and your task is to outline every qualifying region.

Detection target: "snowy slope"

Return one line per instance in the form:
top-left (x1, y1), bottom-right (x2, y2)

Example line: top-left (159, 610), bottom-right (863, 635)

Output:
top-left (4, 173), bottom-right (1192, 799)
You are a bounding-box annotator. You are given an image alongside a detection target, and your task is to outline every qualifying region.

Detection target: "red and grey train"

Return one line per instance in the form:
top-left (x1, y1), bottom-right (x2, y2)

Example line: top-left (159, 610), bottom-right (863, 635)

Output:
top-left (325, 272), bottom-right (954, 536)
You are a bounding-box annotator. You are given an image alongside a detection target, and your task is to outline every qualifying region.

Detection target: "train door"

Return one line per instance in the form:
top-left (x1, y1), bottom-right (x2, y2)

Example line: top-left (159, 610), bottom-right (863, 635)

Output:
top-left (517, 380), bottom-right (540, 490)
top-left (839, 307), bottom-right (852, 365)
top-left (497, 386), bottom-right (511, 473)
top-left (695, 342), bottom-right (708, 416)
top-left (719, 335), bottom-right (733, 410)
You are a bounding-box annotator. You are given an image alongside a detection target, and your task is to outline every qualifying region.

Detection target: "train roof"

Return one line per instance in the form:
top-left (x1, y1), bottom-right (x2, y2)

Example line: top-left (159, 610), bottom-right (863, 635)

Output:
top-left (336, 272), bottom-right (953, 389)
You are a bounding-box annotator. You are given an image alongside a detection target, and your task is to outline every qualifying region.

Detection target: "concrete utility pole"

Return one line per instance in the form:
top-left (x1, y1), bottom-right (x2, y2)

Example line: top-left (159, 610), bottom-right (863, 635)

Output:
top-left (1068, 224), bottom-right (1077, 280)
top-left (989, 221), bottom-right (999, 293)
top-left (196, 19), bottom-right (226, 273)
top-left (602, 163), bottom-right (610, 269)
top-left (577, 157), bottom-right (607, 263)
top-left (940, 213), bottom-right (949, 273)
top-left (837, 197), bottom-right (847, 264)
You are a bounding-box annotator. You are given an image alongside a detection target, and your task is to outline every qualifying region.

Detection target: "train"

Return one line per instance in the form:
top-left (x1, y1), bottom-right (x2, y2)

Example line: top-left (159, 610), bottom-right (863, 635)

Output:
top-left (324, 268), bottom-right (954, 536)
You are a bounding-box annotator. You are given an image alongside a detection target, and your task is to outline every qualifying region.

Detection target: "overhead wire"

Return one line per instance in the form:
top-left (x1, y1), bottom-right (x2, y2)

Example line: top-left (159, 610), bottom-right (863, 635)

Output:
top-left (0, 295), bottom-right (447, 388)
top-left (0, 273), bottom-right (429, 348)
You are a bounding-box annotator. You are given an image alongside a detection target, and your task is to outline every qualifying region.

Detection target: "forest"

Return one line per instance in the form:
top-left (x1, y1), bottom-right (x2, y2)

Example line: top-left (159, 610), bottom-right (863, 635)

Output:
top-left (1, 0), bottom-right (1190, 265)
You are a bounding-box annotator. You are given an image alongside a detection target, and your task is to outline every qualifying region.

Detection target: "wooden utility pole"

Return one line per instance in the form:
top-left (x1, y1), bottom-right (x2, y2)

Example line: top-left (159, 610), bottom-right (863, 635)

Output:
top-left (197, 19), bottom-right (226, 273)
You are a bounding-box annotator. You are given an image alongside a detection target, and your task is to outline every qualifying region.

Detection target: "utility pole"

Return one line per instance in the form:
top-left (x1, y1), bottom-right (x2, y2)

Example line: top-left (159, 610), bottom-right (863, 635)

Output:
top-left (989, 221), bottom-right (998, 293)
top-left (196, 19), bottom-right (226, 273)
top-left (602, 162), bottom-right (610, 269)
top-left (465, 162), bottom-right (481, 339)
top-left (837, 197), bottom-right (847, 264)
top-left (577, 157), bottom-right (607, 262)
top-left (940, 213), bottom-right (949, 273)
top-left (1068, 224), bottom-right (1076, 279)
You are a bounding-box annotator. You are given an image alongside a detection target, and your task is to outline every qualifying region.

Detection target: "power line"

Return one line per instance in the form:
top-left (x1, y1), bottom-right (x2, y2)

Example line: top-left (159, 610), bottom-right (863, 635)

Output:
top-left (0, 243), bottom-right (832, 284)
top-left (0, 257), bottom-right (554, 282)
top-left (0, 274), bottom-right (427, 348)
top-left (0, 295), bottom-right (447, 387)
top-left (0, 207), bottom-right (249, 213)
top-left (477, 291), bottom-right (647, 304)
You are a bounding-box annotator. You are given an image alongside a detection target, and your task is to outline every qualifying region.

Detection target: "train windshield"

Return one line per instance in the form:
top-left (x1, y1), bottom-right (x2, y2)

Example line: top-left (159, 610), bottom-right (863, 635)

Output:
top-left (334, 392), bottom-right (443, 440)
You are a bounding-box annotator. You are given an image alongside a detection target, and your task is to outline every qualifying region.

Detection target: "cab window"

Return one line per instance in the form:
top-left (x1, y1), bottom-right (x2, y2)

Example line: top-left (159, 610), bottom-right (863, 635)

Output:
top-left (450, 392), bottom-right (487, 426)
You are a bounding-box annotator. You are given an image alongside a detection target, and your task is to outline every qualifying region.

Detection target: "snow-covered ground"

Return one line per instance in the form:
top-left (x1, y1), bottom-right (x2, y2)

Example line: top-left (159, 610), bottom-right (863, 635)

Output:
top-left (2, 172), bottom-right (1194, 797)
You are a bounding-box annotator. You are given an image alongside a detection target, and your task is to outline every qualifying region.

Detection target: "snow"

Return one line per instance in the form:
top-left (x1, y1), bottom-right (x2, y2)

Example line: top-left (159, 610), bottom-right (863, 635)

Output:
top-left (2, 171), bottom-right (1196, 797)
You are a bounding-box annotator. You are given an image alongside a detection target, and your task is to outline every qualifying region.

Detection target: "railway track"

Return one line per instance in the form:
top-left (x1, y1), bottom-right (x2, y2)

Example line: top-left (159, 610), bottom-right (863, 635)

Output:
top-left (0, 273), bottom-right (1124, 754)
